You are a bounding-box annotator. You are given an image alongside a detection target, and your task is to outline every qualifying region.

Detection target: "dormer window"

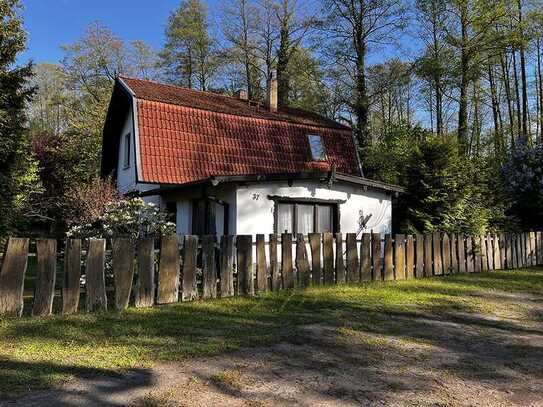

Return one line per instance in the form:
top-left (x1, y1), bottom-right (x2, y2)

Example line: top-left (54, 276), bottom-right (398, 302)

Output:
top-left (308, 134), bottom-right (326, 161)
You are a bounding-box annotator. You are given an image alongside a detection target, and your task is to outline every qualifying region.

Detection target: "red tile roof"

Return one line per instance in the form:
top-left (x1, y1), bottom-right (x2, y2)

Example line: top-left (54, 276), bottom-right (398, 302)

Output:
top-left (119, 77), bottom-right (361, 185)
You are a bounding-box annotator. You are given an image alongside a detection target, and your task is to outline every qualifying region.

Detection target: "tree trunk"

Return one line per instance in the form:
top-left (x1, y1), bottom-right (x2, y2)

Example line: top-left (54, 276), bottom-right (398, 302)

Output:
top-left (277, 23), bottom-right (290, 107)
top-left (538, 37), bottom-right (543, 144)
top-left (512, 48), bottom-right (522, 140)
top-left (488, 63), bottom-right (503, 158)
top-left (500, 53), bottom-right (515, 147)
top-left (518, 0), bottom-right (528, 141)
top-left (458, 5), bottom-right (470, 154)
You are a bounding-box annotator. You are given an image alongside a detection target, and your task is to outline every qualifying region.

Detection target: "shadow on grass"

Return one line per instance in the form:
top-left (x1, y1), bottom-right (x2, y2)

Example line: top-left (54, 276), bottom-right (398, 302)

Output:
top-left (2, 268), bottom-right (543, 404)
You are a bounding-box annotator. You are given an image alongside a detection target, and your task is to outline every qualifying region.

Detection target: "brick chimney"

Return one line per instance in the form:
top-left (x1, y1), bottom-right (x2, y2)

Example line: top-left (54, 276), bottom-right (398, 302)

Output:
top-left (267, 71), bottom-right (278, 113)
top-left (236, 89), bottom-right (248, 100)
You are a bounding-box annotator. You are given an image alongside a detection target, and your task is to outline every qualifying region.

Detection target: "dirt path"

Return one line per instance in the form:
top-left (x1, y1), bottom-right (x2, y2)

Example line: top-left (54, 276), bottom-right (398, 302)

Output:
top-left (5, 291), bottom-right (543, 407)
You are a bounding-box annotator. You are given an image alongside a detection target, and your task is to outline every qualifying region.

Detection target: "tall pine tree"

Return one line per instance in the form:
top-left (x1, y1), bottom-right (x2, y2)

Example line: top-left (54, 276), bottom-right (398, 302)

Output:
top-left (0, 0), bottom-right (38, 234)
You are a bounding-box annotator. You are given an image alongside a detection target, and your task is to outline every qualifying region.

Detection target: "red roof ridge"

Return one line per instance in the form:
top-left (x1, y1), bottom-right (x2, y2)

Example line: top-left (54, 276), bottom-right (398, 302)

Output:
top-left (118, 75), bottom-right (351, 131)
top-left (118, 74), bottom-right (249, 105)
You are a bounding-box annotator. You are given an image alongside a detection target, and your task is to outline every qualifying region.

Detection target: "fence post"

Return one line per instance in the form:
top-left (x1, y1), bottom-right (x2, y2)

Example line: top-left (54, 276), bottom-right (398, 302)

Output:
top-left (281, 233), bottom-right (294, 289)
top-left (135, 238), bottom-right (155, 308)
top-left (415, 234), bottom-right (424, 278)
top-left (384, 235), bottom-right (394, 281)
top-left (530, 231), bottom-right (537, 266)
top-left (394, 234), bottom-right (406, 280)
top-left (487, 235), bottom-right (494, 271)
top-left (450, 234), bottom-right (458, 273)
top-left (237, 235), bottom-right (254, 295)
top-left (335, 233), bottom-right (346, 284)
top-left (442, 233), bottom-right (450, 275)
top-left (158, 234), bottom-right (180, 304)
top-left (296, 234), bottom-right (311, 288)
top-left (506, 234), bottom-right (513, 269)
top-left (309, 233), bottom-right (322, 285)
top-left (202, 235), bottom-right (217, 299)
top-left (466, 236), bottom-right (475, 273)
top-left (32, 239), bottom-right (57, 316)
top-left (480, 235), bottom-right (488, 272)
top-left (0, 238), bottom-right (29, 317)
top-left (220, 235), bottom-right (235, 297)
top-left (112, 238), bottom-right (135, 311)
top-left (346, 233), bottom-right (359, 283)
top-left (323, 233), bottom-right (335, 284)
top-left (457, 234), bottom-right (466, 273)
top-left (474, 236), bottom-right (482, 273)
top-left (182, 235), bottom-right (198, 301)
top-left (256, 234), bottom-right (268, 293)
top-left (537, 232), bottom-right (543, 266)
top-left (86, 238), bottom-right (107, 312)
top-left (424, 234), bottom-right (433, 276)
top-left (371, 233), bottom-right (382, 281)
top-left (432, 233), bottom-right (443, 275)
top-left (360, 233), bottom-right (372, 281)
top-left (63, 238), bottom-right (81, 314)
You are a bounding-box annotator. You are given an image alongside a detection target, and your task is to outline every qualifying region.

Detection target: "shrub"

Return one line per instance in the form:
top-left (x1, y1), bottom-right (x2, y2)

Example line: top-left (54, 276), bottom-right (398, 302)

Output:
top-left (67, 197), bottom-right (176, 239)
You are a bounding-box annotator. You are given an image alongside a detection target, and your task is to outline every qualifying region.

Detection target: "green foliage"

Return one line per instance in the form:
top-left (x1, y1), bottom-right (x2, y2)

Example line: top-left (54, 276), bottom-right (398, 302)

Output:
top-left (0, 0), bottom-right (40, 235)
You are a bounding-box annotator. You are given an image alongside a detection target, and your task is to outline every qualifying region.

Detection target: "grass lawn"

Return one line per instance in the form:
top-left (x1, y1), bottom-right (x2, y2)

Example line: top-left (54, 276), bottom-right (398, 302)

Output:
top-left (1, 268), bottom-right (543, 400)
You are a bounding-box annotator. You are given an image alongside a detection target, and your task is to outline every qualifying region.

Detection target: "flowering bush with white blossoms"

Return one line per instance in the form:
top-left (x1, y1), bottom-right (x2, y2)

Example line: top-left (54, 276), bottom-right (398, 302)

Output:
top-left (67, 198), bottom-right (176, 239)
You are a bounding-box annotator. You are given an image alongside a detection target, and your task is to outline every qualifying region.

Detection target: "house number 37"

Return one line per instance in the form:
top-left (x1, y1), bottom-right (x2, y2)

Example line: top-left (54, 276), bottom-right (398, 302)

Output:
top-left (252, 194), bottom-right (260, 200)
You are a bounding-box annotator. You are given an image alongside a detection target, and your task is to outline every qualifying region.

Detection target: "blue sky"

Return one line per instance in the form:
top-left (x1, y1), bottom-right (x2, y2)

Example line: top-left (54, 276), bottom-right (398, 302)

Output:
top-left (19, 0), bottom-right (195, 64)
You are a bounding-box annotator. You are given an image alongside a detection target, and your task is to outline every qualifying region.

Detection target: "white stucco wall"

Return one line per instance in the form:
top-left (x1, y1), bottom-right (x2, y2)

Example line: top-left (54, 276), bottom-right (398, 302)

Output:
top-left (235, 181), bottom-right (392, 236)
top-left (116, 106), bottom-right (137, 194)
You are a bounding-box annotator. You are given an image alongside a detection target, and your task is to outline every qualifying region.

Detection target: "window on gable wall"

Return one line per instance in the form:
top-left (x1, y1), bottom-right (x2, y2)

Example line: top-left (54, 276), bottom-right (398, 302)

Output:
top-left (123, 133), bottom-right (131, 168)
top-left (307, 134), bottom-right (326, 161)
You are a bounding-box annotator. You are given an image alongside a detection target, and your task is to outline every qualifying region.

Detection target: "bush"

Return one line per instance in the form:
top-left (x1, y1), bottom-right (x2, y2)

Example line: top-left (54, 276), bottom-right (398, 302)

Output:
top-left (67, 197), bottom-right (176, 239)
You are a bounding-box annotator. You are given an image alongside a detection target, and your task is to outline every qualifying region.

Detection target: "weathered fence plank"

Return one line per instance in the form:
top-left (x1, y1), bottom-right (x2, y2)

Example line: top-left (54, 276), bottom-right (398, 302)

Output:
top-left (474, 236), bottom-right (482, 273)
top-left (335, 233), bottom-right (346, 284)
top-left (384, 235), bottom-right (394, 281)
top-left (394, 234), bottom-right (406, 280)
top-left (492, 235), bottom-right (503, 270)
top-left (135, 238), bottom-right (155, 308)
top-left (323, 233), bottom-right (335, 284)
top-left (466, 236), bottom-right (474, 273)
top-left (536, 231), bottom-right (542, 265)
top-left (457, 234), bottom-right (466, 274)
top-left (309, 233), bottom-right (322, 285)
top-left (529, 231), bottom-right (537, 266)
top-left (202, 235), bottom-right (217, 299)
top-left (281, 233), bottom-right (294, 289)
top-left (157, 235), bottom-right (180, 304)
top-left (486, 235), bottom-right (494, 271)
top-left (269, 234), bottom-right (281, 291)
top-left (360, 233), bottom-right (372, 281)
top-left (480, 236), bottom-right (488, 272)
top-left (517, 233), bottom-right (523, 267)
top-left (372, 233), bottom-right (382, 280)
top-left (237, 235), bottom-right (254, 295)
top-left (86, 239), bottom-right (107, 312)
top-left (182, 235), bottom-right (198, 301)
top-left (442, 234), bottom-right (450, 274)
top-left (346, 233), bottom-right (359, 283)
top-left (256, 234), bottom-right (268, 293)
top-left (63, 238), bottom-right (81, 314)
top-left (450, 234), bottom-right (458, 273)
top-left (432, 233), bottom-right (443, 275)
top-left (296, 234), bottom-right (311, 287)
top-left (220, 235), bottom-right (235, 297)
top-left (415, 234), bottom-right (424, 278)
top-left (0, 238), bottom-right (29, 317)
top-left (505, 234), bottom-right (512, 269)
top-left (112, 238), bottom-right (135, 310)
top-left (406, 235), bottom-right (414, 279)
top-left (424, 234), bottom-right (433, 277)
top-left (33, 239), bottom-right (57, 316)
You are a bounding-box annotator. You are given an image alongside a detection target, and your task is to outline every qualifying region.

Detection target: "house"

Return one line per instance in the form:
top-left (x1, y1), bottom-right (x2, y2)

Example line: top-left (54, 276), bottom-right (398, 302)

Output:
top-left (101, 75), bottom-right (403, 236)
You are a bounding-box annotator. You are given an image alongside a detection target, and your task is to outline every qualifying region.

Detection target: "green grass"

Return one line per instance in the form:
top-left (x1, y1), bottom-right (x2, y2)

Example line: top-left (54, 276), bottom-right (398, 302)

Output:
top-left (1, 268), bottom-right (543, 398)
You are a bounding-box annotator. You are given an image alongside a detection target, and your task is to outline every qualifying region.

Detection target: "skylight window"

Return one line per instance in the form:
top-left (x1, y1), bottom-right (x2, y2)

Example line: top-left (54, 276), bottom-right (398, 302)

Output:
top-left (308, 134), bottom-right (326, 161)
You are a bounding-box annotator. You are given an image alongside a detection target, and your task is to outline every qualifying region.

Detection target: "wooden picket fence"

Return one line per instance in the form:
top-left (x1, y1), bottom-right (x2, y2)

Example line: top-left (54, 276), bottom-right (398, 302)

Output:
top-left (0, 231), bottom-right (541, 317)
